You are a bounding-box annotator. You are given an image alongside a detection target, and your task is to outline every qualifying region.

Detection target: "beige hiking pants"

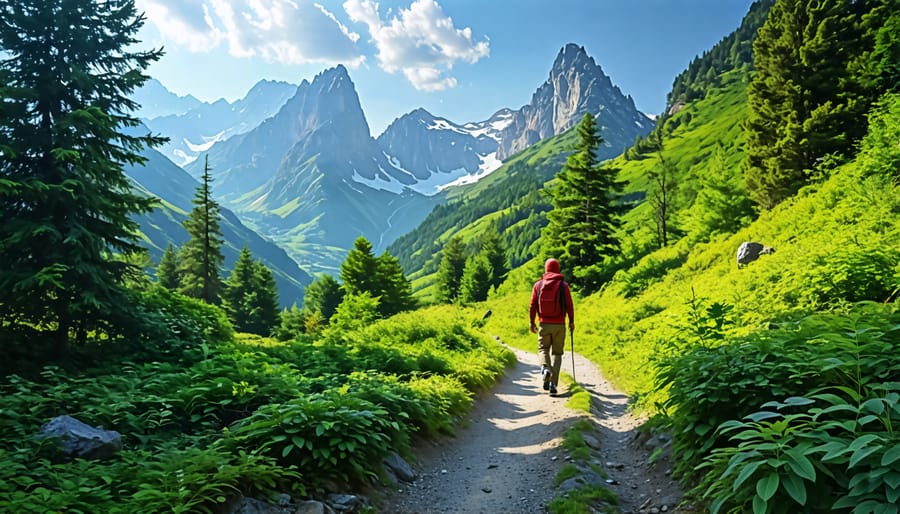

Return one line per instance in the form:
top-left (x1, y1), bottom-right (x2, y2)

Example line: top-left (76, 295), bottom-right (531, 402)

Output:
top-left (537, 323), bottom-right (566, 385)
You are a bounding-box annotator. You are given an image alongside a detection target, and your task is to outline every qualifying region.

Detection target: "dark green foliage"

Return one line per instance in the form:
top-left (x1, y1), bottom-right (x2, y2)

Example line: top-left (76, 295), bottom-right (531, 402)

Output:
top-left (543, 113), bottom-right (625, 293)
top-left (743, 0), bottom-right (893, 209)
top-left (481, 227), bottom-right (509, 290)
top-left (0, 0), bottom-right (165, 356)
top-left (156, 243), bottom-right (180, 290)
top-left (686, 145), bottom-right (755, 240)
top-left (340, 237), bottom-right (415, 318)
top-left (221, 246), bottom-right (281, 336)
top-left (458, 254), bottom-right (492, 303)
top-left (376, 251), bottom-right (416, 317)
top-left (654, 302), bottom-right (900, 512)
top-left (340, 237), bottom-right (379, 297)
top-left (437, 236), bottom-right (467, 303)
top-left (178, 155), bottom-right (224, 304)
top-left (302, 274), bottom-right (344, 322)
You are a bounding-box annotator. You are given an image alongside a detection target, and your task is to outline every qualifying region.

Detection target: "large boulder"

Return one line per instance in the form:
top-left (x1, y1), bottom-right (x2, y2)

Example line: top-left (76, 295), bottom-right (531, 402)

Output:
top-left (736, 241), bottom-right (775, 268)
top-left (40, 415), bottom-right (122, 460)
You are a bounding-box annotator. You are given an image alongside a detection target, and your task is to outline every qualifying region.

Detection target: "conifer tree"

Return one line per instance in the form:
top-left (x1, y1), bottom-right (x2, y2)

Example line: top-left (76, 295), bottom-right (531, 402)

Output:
top-left (178, 155), bottom-right (224, 304)
top-left (251, 261), bottom-right (280, 335)
top-left (303, 275), bottom-right (344, 323)
top-left (480, 228), bottom-right (509, 290)
top-left (222, 246), bottom-right (257, 332)
top-left (687, 145), bottom-right (754, 240)
top-left (542, 113), bottom-right (624, 293)
top-left (647, 134), bottom-right (677, 249)
top-left (459, 254), bottom-right (492, 304)
top-left (0, 0), bottom-right (163, 356)
top-left (377, 252), bottom-right (416, 317)
top-left (156, 244), bottom-right (180, 290)
top-left (340, 237), bottom-right (379, 298)
top-left (436, 236), bottom-right (467, 303)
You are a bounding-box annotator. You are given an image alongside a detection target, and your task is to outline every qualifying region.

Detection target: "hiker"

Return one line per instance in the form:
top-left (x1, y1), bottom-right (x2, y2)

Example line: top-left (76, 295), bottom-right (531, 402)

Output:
top-left (529, 258), bottom-right (574, 395)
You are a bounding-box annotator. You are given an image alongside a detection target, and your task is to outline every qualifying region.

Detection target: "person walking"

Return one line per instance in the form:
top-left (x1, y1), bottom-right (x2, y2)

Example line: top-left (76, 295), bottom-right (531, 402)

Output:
top-left (529, 258), bottom-right (574, 395)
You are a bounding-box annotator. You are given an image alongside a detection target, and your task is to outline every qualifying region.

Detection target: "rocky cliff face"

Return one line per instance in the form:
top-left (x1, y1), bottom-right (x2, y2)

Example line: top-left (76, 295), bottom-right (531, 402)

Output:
top-left (497, 43), bottom-right (653, 160)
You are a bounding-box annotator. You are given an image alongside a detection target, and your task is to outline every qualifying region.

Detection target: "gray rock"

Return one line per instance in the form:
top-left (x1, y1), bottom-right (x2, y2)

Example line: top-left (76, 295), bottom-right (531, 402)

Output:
top-left (295, 500), bottom-right (327, 514)
top-left (229, 497), bottom-right (291, 514)
top-left (39, 415), bottom-right (122, 460)
top-left (326, 494), bottom-right (364, 513)
top-left (582, 434), bottom-right (602, 451)
top-left (384, 452), bottom-right (416, 483)
top-left (736, 241), bottom-right (775, 267)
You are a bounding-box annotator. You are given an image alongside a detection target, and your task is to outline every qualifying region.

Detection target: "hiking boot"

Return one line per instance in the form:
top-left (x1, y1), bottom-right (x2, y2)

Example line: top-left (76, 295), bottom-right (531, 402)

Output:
top-left (541, 368), bottom-right (551, 390)
top-left (549, 383), bottom-right (558, 395)
top-left (543, 381), bottom-right (550, 391)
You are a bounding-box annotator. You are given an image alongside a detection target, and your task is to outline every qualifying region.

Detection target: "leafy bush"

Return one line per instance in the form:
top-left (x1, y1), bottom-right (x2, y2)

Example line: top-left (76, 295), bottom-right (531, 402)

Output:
top-left (225, 393), bottom-right (399, 489)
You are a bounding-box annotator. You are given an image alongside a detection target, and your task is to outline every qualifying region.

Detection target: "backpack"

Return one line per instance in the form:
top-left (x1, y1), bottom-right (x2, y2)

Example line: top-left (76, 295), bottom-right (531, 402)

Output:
top-left (537, 278), bottom-right (567, 318)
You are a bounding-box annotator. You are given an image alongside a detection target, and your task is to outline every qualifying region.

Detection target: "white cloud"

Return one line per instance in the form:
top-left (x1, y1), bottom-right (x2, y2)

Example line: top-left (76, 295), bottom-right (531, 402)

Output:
top-left (343, 0), bottom-right (489, 91)
top-left (137, 0), bottom-right (365, 66)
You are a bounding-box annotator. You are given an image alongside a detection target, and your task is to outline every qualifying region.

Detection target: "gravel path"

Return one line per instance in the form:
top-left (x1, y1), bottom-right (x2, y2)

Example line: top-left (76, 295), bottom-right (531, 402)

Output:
top-left (380, 345), bottom-right (684, 513)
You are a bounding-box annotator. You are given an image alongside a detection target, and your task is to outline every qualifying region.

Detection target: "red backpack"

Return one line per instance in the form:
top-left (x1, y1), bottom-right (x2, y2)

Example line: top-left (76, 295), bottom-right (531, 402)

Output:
top-left (537, 278), bottom-right (567, 318)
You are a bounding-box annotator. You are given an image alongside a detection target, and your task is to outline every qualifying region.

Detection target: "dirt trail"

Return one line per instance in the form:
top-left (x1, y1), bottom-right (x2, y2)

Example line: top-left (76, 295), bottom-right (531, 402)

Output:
top-left (381, 346), bottom-right (683, 513)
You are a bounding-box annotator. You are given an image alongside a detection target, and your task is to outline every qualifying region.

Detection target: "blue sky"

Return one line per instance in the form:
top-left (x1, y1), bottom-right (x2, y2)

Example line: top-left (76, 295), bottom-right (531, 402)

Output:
top-left (137, 0), bottom-right (755, 136)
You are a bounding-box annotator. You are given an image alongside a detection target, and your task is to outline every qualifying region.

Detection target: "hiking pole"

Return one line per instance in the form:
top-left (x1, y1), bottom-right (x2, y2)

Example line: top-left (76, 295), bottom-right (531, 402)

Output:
top-left (569, 327), bottom-right (576, 384)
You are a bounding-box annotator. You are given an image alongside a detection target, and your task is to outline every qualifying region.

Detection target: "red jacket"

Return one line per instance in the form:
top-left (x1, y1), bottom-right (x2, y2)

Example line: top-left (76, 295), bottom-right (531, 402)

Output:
top-left (530, 272), bottom-right (574, 325)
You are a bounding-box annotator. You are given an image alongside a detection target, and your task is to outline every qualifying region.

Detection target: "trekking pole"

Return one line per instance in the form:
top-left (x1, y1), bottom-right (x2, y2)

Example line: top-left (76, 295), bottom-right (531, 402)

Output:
top-left (569, 327), bottom-right (576, 383)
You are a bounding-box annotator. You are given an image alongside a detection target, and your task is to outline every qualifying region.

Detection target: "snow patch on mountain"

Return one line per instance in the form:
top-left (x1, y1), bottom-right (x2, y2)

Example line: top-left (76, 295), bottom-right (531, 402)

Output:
top-left (438, 152), bottom-right (503, 190)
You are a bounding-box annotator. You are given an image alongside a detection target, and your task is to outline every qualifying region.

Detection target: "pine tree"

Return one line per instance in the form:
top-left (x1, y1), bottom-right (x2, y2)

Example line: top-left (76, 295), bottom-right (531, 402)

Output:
top-left (250, 261), bottom-right (280, 335)
top-left (222, 246), bottom-right (257, 332)
top-left (178, 155), bottom-right (224, 304)
top-left (156, 244), bottom-right (180, 290)
top-left (340, 237), bottom-right (379, 298)
top-left (436, 236), bottom-right (467, 303)
top-left (744, 0), bottom-right (885, 209)
top-left (458, 254), bottom-right (493, 304)
top-left (377, 251), bottom-right (416, 317)
top-left (687, 145), bottom-right (755, 240)
top-left (0, 0), bottom-right (164, 356)
top-left (480, 228), bottom-right (509, 290)
top-left (303, 274), bottom-right (344, 323)
top-left (542, 113), bottom-right (624, 293)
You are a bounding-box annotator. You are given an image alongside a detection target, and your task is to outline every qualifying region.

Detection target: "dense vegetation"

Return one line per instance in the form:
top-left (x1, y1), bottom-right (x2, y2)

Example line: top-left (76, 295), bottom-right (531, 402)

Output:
top-left (2, 0), bottom-right (899, 512)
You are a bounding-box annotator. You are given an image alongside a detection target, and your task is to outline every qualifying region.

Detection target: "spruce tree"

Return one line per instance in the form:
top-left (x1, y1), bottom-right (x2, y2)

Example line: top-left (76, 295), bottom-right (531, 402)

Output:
top-left (542, 113), bottom-right (624, 293)
top-left (0, 0), bottom-right (163, 356)
top-left (156, 244), bottom-right (180, 290)
top-left (222, 246), bottom-right (257, 332)
top-left (303, 274), bottom-right (344, 323)
top-left (436, 236), bottom-right (467, 303)
top-left (340, 237), bottom-right (379, 298)
top-left (687, 146), bottom-right (754, 240)
top-left (178, 155), bottom-right (224, 304)
top-left (480, 228), bottom-right (509, 290)
top-left (376, 251), bottom-right (416, 317)
top-left (251, 261), bottom-right (280, 335)
top-left (458, 254), bottom-right (492, 304)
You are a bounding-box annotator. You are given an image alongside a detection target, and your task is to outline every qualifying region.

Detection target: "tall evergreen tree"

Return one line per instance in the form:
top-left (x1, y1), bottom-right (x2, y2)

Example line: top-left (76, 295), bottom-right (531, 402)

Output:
top-left (744, 0), bottom-right (888, 209)
top-left (250, 260), bottom-right (280, 336)
top-left (340, 237), bottom-right (379, 298)
top-left (458, 254), bottom-right (492, 304)
top-left (542, 113), bottom-right (624, 293)
top-left (178, 155), bottom-right (224, 304)
top-left (156, 243), bottom-right (180, 290)
top-left (222, 246), bottom-right (257, 332)
top-left (436, 236), bottom-right (467, 303)
top-left (480, 228), bottom-right (509, 290)
top-left (0, 0), bottom-right (163, 356)
top-left (303, 275), bottom-right (344, 323)
top-left (687, 145), bottom-right (755, 240)
top-left (376, 252), bottom-right (416, 317)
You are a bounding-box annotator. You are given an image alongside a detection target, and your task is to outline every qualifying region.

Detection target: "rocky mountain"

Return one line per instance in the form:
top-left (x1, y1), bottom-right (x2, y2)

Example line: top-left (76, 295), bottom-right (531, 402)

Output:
top-left (142, 80), bottom-right (297, 167)
top-left (131, 78), bottom-right (204, 119)
top-left (374, 108), bottom-right (513, 195)
top-left (186, 65), bottom-right (437, 274)
top-left (140, 43), bottom-right (655, 276)
top-left (497, 43), bottom-right (654, 160)
top-left (124, 143), bottom-right (312, 307)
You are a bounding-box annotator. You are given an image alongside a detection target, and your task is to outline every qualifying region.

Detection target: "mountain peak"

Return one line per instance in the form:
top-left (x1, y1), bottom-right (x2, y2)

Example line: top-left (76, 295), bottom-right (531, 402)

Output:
top-left (552, 43), bottom-right (597, 73)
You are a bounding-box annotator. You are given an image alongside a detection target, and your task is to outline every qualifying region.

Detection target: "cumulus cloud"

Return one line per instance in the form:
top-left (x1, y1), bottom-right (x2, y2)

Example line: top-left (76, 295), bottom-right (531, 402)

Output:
top-left (343, 0), bottom-right (489, 91)
top-left (137, 0), bottom-right (365, 66)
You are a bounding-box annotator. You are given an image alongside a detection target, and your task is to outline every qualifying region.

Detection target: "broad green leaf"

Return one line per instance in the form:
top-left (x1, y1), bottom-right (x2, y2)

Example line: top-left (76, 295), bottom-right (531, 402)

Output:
top-left (850, 445), bottom-right (881, 467)
top-left (881, 447), bottom-right (900, 467)
top-left (756, 473), bottom-right (780, 501)
top-left (733, 460), bottom-right (763, 492)
top-left (861, 398), bottom-right (886, 415)
top-left (745, 411), bottom-right (782, 422)
top-left (782, 473), bottom-right (807, 505)
top-left (785, 450), bottom-right (816, 481)
top-left (783, 396), bottom-right (815, 407)
top-left (752, 493), bottom-right (767, 514)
